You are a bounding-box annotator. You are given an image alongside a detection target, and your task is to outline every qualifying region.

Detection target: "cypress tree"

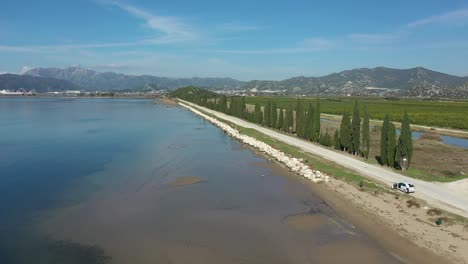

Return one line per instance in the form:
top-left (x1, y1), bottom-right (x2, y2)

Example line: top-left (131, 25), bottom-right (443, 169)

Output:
top-left (339, 112), bottom-right (351, 151)
top-left (380, 115), bottom-right (390, 166)
top-left (278, 108), bottom-right (284, 130)
top-left (282, 107), bottom-right (289, 131)
top-left (395, 142), bottom-right (401, 169)
top-left (398, 112), bottom-right (413, 169)
top-left (264, 101), bottom-right (271, 126)
top-left (222, 96), bottom-right (228, 113)
top-left (241, 97), bottom-right (246, 118)
top-left (312, 99), bottom-right (321, 142)
top-left (349, 100), bottom-right (361, 155)
top-left (361, 106), bottom-right (370, 159)
top-left (254, 103), bottom-right (263, 125)
top-left (320, 129), bottom-right (332, 147)
top-left (295, 99), bottom-right (305, 137)
top-left (325, 130), bottom-right (332, 147)
top-left (235, 97), bottom-right (241, 117)
top-left (387, 122), bottom-right (396, 167)
top-left (227, 97), bottom-right (233, 115)
top-left (305, 103), bottom-right (314, 140)
top-left (271, 103), bottom-right (278, 128)
top-left (285, 103), bottom-right (294, 132)
top-left (333, 129), bottom-right (340, 150)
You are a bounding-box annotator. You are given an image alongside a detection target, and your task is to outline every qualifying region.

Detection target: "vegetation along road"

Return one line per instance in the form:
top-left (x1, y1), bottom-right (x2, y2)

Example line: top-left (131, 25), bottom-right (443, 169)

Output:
top-left (180, 99), bottom-right (468, 218)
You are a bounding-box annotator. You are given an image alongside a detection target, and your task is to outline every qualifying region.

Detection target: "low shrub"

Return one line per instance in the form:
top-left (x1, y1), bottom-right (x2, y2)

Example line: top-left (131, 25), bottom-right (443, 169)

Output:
top-left (406, 200), bottom-right (421, 208)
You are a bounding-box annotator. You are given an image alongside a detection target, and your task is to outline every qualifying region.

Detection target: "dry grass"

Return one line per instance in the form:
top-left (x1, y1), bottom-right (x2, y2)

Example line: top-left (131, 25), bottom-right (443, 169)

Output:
top-left (420, 133), bottom-right (443, 141)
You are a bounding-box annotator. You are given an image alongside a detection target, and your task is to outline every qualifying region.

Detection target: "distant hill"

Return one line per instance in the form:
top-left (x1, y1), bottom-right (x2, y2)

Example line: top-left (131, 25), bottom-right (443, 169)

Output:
top-left (24, 67), bottom-right (244, 91)
top-left (169, 86), bottom-right (218, 98)
top-left (242, 67), bottom-right (468, 97)
top-left (0, 74), bottom-right (81, 93)
top-left (21, 66), bottom-right (468, 97)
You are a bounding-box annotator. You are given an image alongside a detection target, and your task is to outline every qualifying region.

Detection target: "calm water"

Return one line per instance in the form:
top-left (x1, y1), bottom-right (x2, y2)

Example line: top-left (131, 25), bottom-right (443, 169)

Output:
top-left (0, 98), bottom-right (407, 263)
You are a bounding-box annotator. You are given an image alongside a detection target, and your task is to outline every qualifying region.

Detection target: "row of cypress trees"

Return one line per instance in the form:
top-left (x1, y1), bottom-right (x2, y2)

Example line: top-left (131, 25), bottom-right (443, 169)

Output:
top-left (295, 99), bottom-right (321, 142)
top-left (183, 91), bottom-right (412, 170)
top-left (335, 101), bottom-right (413, 169)
top-left (380, 113), bottom-right (413, 169)
top-left (335, 101), bottom-right (370, 158)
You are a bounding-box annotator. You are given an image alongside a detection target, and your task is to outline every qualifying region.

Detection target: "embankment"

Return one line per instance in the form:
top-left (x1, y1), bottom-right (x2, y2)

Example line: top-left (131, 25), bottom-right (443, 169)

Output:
top-left (178, 102), bottom-right (329, 183)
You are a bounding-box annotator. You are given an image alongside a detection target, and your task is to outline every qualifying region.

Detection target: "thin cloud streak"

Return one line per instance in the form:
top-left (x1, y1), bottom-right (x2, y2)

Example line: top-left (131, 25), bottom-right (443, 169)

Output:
top-left (0, 42), bottom-right (141, 53)
top-left (408, 8), bottom-right (468, 27)
top-left (109, 1), bottom-right (198, 43)
top-left (216, 22), bottom-right (262, 32)
top-left (210, 37), bottom-right (334, 54)
top-left (348, 32), bottom-right (404, 43)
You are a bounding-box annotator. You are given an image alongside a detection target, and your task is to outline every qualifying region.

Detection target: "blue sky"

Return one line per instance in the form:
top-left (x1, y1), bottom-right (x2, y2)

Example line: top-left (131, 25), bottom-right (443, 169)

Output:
top-left (1, 0), bottom-right (468, 80)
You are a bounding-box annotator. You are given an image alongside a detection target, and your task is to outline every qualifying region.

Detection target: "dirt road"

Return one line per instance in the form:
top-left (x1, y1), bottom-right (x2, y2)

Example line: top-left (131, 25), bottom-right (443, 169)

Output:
top-left (180, 100), bottom-right (468, 218)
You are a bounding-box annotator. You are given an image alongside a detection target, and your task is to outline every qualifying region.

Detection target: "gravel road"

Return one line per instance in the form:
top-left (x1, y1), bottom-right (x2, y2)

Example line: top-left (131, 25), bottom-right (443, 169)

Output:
top-left (181, 100), bottom-right (468, 218)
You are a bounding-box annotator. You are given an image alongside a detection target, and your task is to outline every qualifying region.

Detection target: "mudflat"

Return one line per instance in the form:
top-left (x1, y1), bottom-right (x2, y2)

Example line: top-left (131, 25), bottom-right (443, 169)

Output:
top-left (169, 176), bottom-right (204, 187)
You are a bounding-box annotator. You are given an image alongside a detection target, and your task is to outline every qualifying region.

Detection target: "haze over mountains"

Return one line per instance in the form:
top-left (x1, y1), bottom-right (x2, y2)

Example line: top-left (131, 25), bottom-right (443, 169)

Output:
top-left (1, 66), bottom-right (467, 97)
top-left (24, 67), bottom-right (243, 91)
top-left (0, 74), bottom-right (80, 93)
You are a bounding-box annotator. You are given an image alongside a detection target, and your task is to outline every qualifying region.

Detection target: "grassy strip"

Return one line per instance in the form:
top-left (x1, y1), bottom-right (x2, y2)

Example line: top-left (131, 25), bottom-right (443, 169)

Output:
top-left (237, 126), bottom-right (385, 191)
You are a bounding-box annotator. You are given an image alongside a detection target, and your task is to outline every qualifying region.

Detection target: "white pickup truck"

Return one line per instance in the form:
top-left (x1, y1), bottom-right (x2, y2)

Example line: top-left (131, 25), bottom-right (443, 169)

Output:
top-left (392, 182), bottom-right (415, 193)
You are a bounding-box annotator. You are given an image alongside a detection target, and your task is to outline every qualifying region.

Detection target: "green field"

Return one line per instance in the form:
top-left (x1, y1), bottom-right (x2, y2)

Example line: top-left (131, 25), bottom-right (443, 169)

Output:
top-left (245, 96), bottom-right (468, 130)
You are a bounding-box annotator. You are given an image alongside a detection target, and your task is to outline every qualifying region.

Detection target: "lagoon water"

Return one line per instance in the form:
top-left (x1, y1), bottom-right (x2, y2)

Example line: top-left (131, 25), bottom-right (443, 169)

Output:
top-left (0, 98), bottom-right (408, 263)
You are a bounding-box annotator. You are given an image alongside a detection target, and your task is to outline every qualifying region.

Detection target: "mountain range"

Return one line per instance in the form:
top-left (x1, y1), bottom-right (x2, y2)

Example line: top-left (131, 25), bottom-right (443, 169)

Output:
top-left (1, 66), bottom-right (467, 97)
top-left (0, 74), bottom-right (80, 93)
top-left (243, 67), bottom-right (468, 97)
top-left (23, 67), bottom-right (243, 91)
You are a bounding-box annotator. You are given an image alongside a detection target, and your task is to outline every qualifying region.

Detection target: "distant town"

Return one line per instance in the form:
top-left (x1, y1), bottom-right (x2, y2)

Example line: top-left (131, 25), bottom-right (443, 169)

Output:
top-left (0, 89), bottom-right (168, 97)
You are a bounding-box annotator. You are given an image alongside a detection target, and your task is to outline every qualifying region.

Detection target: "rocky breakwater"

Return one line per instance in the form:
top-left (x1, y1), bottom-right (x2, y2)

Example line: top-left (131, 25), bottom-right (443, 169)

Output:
top-left (179, 102), bottom-right (329, 183)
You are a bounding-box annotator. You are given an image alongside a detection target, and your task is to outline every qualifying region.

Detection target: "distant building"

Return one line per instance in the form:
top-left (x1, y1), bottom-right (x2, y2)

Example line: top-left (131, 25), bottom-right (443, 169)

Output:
top-left (65, 90), bottom-right (81, 94)
top-left (0, 90), bottom-right (23, 95)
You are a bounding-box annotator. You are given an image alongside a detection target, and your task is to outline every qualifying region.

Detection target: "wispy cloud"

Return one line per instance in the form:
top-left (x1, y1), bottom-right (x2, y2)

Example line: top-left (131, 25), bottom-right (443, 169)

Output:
top-left (211, 37), bottom-right (333, 54)
top-left (408, 8), bottom-right (468, 27)
top-left (0, 42), bottom-right (140, 53)
top-left (216, 22), bottom-right (261, 32)
top-left (0, 2), bottom-right (198, 53)
top-left (348, 32), bottom-right (404, 43)
top-left (300, 37), bottom-right (334, 49)
top-left (108, 1), bottom-right (197, 43)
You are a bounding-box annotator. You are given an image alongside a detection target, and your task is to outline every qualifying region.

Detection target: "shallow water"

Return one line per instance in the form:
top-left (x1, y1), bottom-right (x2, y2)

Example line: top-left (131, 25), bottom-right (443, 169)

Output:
top-left (0, 98), bottom-right (404, 263)
top-left (409, 130), bottom-right (468, 148)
